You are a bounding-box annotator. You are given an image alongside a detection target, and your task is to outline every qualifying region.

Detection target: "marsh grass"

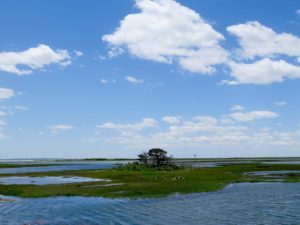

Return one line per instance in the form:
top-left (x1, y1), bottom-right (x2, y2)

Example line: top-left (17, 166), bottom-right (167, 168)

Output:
top-left (0, 163), bottom-right (299, 198)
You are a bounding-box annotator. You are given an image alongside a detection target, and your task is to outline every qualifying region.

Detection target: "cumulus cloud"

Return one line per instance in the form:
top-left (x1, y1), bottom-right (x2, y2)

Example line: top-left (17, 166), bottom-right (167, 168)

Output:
top-left (0, 88), bottom-right (15, 100)
top-left (102, 1), bottom-right (300, 85)
top-left (103, 0), bottom-right (228, 74)
top-left (95, 115), bottom-right (245, 148)
top-left (162, 116), bottom-right (181, 124)
top-left (91, 113), bottom-right (300, 151)
top-left (227, 21), bottom-right (300, 59)
top-left (48, 124), bottom-right (75, 134)
top-left (166, 116), bottom-right (245, 135)
top-left (225, 21), bottom-right (300, 84)
top-left (125, 76), bottom-right (144, 84)
top-left (228, 110), bottom-right (279, 122)
top-left (230, 105), bottom-right (245, 111)
top-left (226, 58), bottom-right (300, 85)
top-left (98, 118), bottom-right (157, 130)
top-left (0, 44), bottom-right (73, 75)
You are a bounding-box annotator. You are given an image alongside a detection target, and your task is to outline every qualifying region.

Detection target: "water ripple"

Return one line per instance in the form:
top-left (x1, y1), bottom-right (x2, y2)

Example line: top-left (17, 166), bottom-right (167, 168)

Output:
top-left (1, 183), bottom-right (300, 225)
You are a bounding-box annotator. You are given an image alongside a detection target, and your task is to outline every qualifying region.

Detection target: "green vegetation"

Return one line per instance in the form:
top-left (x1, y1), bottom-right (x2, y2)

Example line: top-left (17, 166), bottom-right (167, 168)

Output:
top-left (0, 163), bottom-right (299, 199)
top-left (137, 148), bottom-right (173, 167)
top-left (114, 148), bottom-right (184, 171)
top-left (116, 162), bottom-right (187, 171)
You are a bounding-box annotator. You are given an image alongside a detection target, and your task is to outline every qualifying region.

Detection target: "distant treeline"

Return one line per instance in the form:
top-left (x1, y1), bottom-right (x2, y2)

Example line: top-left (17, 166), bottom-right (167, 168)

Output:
top-left (83, 158), bottom-right (135, 161)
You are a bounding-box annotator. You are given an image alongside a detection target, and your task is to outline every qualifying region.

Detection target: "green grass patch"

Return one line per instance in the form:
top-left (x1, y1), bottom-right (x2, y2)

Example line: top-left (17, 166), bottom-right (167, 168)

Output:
top-left (0, 163), bottom-right (300, 198)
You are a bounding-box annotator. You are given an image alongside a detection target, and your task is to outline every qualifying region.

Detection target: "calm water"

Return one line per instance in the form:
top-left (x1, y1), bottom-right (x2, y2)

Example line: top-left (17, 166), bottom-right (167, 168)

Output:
top-left (0, 176), bottom-right (107, 185)
top-left (0, 161), bottom-right (221, 174)
top-left (0, 162), bottom-right (126, 174)
top-left (247, 170), bottom-right (300, 176)
top-left (1, 182), bottom-right (299, 225)
top-left (263, 161), bottom-right (300, 165)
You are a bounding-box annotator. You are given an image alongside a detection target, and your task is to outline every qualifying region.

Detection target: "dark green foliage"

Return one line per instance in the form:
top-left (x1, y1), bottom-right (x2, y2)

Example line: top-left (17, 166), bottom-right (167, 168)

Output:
top-left (115, 162), bottom-right (186, 171)
top-left (137, 148), bottom-right (173, 167)
top-left (137, 152), bottom-right (149, 165)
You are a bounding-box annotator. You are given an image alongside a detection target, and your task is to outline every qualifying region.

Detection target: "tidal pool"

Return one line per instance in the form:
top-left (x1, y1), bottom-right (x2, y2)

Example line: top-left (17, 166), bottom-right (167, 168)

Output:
top-left (0, 176), bottom-right (108, 185)
top-left (0, 182), bottom-right (300, 225)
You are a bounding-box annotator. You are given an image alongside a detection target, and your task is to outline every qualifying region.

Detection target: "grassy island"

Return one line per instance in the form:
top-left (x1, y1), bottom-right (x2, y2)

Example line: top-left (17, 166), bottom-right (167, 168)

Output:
top-left (0, 162), bottom-right (300, 199)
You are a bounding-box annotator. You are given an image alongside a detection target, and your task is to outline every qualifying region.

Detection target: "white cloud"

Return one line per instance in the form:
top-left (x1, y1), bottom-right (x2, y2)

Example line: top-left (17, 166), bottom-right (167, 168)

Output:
top-left (15, 105), bottom-right (28, 111)
top-left (102, 2), bottom-right (300, 85)
top-left (0, 120), bottom-right (6, 126)
top-left (98, 118), bottom-right (157, 130)
top-left (220, 118), bottom-right (235, 125)
top-left (89, 114), bottom-right (300, 152)
top-left (228, 110), bottom-right (278, 122)
top-left (296, 9), bottom-right (300, 16)
top-left (225, 21), bottom-right (300, 85)
top-left (0, 88), bottom-right (15, 100)
top-left (73, 50), bottom-right (83, 57)
top-left (162, 116), bottom-right (181, 124)
top-left (103, 0), bottom-right (228, 74)
top-left (100, 79), bottom-right (109, 84)
top-left (125, 76), bottom-right (144, 84)
top-left (96, 115), bottom-right (248, 148)
top-left (0, 111), bottom-right (7, 117)
top-left (108, 47), bottom-right (125, 59)
top-left (48, 124), bottom-right (75, 134)
top-left (226, 58), bottom-right (300, 85)
top-left (100, 78), bottom-right (116, 84)
top-left (0, 44), bottom-right (72, 75)
top-left (230, 105), bottom-right (245, 111)
top-left (227, 21), bottom-right (300, 59)
top-left (275, 101), bottom-right (287, 106)
top-left (0, 103), bottom-right (28, 140)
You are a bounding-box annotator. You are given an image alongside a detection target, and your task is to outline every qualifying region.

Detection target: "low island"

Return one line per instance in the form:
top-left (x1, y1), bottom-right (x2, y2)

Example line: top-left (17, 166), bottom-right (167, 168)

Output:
top-left (0, 149), bottom-right (300, 199)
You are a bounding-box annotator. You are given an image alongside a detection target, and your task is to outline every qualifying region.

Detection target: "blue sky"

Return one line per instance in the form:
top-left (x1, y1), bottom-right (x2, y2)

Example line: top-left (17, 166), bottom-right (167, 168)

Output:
top-left (1, 0), bottom-right (300, 158)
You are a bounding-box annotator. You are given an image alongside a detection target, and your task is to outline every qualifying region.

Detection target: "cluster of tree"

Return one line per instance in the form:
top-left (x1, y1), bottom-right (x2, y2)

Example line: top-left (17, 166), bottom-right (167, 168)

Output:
top-left (138, 148), bottom-right (172, 167)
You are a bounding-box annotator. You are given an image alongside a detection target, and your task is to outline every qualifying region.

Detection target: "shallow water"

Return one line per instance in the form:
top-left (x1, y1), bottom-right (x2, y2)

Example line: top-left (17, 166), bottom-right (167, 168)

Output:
top-left (263, 161), bottom-right (300, 165)
top-left (178, 161), bottom-right (219, 168)
top-left (0, 162), bottom-right (119, 174)
top-left (0, 160), bottom-right (221, 174)
top-left (1, 182), bottom-right (299, 225)
top-left (247, 170), bottom-right (300, 176)
top-left (0, 176), bottom-right (107, 185)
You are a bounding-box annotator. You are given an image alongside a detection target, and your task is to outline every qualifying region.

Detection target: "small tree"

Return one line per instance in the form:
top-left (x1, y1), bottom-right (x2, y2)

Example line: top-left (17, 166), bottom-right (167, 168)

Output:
top-left (137, 151), bottom-right (149, 165)
top-left (148, 148), bottom-right (168, 167)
